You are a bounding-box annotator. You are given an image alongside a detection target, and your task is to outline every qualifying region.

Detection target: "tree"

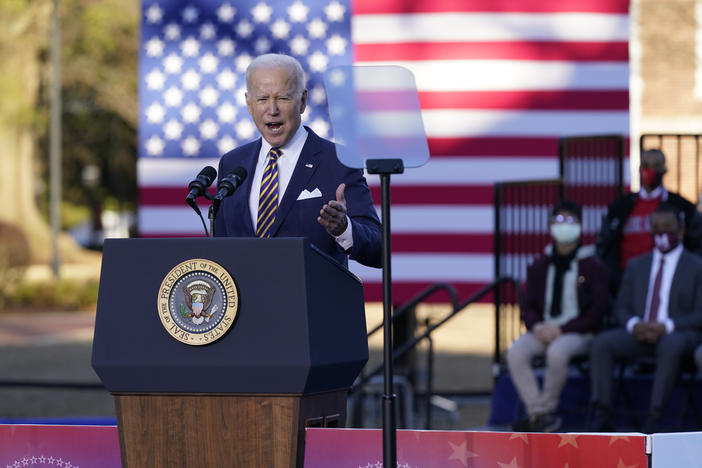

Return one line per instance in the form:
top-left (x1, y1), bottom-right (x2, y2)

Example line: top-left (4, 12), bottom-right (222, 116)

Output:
top-left (0, 0), bottom-right (54, 262)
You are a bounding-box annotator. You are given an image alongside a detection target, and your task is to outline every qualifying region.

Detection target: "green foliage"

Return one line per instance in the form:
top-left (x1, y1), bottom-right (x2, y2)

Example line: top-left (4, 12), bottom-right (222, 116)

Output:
top-left (4, 278), bottom-right (99, 311)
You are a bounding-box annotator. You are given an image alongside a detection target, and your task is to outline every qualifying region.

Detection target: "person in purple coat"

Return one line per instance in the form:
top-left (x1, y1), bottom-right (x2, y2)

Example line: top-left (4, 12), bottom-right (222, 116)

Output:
top-left (507, 200), bottom-right (610, 432)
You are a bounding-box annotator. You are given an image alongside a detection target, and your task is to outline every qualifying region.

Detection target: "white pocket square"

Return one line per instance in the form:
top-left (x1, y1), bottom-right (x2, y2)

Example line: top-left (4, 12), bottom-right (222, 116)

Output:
top-left (297, 188), bottom-right (322, 200)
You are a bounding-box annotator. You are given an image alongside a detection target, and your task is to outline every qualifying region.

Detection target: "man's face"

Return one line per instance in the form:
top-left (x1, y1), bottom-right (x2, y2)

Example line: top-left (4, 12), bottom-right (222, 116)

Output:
top-left (246, 66), bottom-right (307, 148)
top-left (650, 211), bottom-right (681, 236)
top-left (641, 151), bottom-right (666, 173)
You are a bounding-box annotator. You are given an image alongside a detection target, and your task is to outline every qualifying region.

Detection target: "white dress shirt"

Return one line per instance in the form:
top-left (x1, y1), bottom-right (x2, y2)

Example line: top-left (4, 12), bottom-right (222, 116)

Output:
top-left (249, 125), bottom-right (353, 248)
top-left (626, 243), bottom-right (683, 334)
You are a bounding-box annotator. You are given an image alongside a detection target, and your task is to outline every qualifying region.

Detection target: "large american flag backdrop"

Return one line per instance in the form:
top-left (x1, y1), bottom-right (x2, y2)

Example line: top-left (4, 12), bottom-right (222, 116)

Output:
top-left (138, 0), bottom-right (630, 303)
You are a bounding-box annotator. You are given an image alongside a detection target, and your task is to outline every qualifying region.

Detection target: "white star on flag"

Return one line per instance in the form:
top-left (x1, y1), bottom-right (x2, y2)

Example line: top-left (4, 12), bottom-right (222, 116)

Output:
top-left (324, 1), bottom-right (345, 22)
top-left (182, 136), bottom-right (201, 155)
top-left (200, 23), bottom-right (216, 40)
top-left (145, 135), bottom-right (165, 155)
top-left (163, 86), bottom-right (183, 106)
top-left (216, 69), bottom-right (237, 89)
top-left (164, 23), bottom-right (180, 40)
top-left (181, 102), bottom-right (202, 123)
top-left (308, 51), bottom-right (329, 72)
top-left (182, 5), bottom-right (198, 23)
top-left (145, 37), bottom-right (165, 57)
top-left (307, 18), bottom-right (327, 38)
top-left (145, 102), bottom-right (166, 123)
top-left (181, 37), bottom-right (200, 57)
top-left (326, 34), bottom-right (347, 55)
top-left (289, 35), bottom-right (310, 55)
top-left (199, 86), bottom-right (219, 106)
top-left (199, 119), bottom-right (220, 139)
top-left (235, 19), bottom-right (254, 38)
top-left (198, 53), bottom-right (219, 73)
top-left (216, 38), bottom-right (235, 56)
top-left (216, 3), bottom-right (236, 22)
top-left (145, 69), bottom-right (166, 90)
top-left (235, 120), bottom-right (255, 139)
top-left (217, 102), bottom-right (237, 122)
top-left (251, 2), bottom-right (273, 23)
top-left (164, 119), bottom-right (184, 140)
top-left (162, 53), bottom-right (183, 73)
top-left (271, 18), bottom-right (291, 39)
top-left (217, 136), bottom-right (236, 154)
top-left (145, 4), bottom-right (163, 23)
top-left (181, 69), bottom-right (201, 90)
top-left (288, 1), bottom-right (309, 22)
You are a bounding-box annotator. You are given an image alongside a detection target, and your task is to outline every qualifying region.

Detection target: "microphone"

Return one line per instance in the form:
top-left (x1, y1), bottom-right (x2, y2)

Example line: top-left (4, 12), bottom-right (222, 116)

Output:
top-left (214, 166), bottom-right (248, 201)
top-left (185, 166), bottom-right (217, 203)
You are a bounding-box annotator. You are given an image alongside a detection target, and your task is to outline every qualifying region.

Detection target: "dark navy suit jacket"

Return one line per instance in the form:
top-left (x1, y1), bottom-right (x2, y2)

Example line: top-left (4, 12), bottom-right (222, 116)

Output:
top-left (214, 127), bottom-right (382, 268)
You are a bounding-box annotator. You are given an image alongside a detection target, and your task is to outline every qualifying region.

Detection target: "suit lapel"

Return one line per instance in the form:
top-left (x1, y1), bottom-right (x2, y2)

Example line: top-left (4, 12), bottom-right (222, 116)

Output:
top-left (270, 130), bottom-right (321, 236)
top-left (668, 251), bottom-right (688, 316)
top-left (237, 140), bottom-right (262, 236)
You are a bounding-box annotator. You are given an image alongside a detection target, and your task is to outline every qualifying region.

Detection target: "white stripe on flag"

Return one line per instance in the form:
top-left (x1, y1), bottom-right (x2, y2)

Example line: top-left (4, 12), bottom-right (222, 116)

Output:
top-left (384, 109), bottom-right (630, 137)
top-left (350, 253), bottom-right (494, 282)
top-left (138, 205), bottom-right (496, 234)
top-left (353, 60), bottom-right (629, 91)
top-left (366, 157), bottom-right (559, 185)
top-left (138, 158), bottom-right (220, 186)
top-left (353, 12), bottom-right (629, 43)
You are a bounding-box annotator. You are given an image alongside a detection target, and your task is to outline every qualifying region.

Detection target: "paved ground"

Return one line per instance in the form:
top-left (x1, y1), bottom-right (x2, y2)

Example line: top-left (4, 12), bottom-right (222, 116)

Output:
top-left (0, 263), bottom-right (499, 429)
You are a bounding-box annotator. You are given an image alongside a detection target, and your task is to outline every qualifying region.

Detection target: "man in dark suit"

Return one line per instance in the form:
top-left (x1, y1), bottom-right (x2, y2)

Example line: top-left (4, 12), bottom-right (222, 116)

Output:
top-left (214, 54), bottom-right (381, 268)
top-left (590, 203), bottom-right (702, 433)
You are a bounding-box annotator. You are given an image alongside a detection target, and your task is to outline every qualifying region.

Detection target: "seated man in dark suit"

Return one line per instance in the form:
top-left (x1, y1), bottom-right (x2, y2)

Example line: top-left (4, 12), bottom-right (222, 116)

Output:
top-left (590, 203), bottom-right (702, 433)
top-left (507, 200), bottom-right (609, 432)
top-left (214, 53), bottom-right (382, 268)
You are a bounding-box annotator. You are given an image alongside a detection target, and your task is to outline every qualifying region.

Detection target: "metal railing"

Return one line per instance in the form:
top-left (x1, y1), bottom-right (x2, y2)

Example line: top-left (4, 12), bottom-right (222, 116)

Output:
top-left (641, 133), bottom-right (702, 204)
top-left (350, 277), bottom-right (519, 430)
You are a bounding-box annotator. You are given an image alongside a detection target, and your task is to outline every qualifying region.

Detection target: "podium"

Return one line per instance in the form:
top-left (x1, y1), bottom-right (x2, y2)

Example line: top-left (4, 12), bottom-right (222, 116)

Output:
top-left (91, 238), bottom-right (369, 467)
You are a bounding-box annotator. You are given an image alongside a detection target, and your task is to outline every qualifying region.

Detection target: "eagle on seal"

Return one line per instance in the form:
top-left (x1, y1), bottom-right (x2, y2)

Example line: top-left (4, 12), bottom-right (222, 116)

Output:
top-left (183, 280), bottom-right (216, 325)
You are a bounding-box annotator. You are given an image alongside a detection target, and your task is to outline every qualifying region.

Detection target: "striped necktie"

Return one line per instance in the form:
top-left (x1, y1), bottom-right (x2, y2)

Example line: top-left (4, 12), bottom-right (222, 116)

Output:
top-left (256, 147), bottom-right (282, 238)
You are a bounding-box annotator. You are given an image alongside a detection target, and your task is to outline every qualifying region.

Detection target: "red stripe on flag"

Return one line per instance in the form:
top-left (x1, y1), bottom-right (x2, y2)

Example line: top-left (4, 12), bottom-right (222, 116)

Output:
top-left (369, 185), bottom-right (493, 205)
top-left (355, 90), bottom-right (629, 111)
top-left (353, 0), bottom-right (630, 14)
top-left (428, 137), bottom-right (559, 156)
top-left (362, 281), bottom-right (495, 304)
top-left (419, 90), bottom-right (629, 110)
top-left (392, 234), bottom-right (493, 252)
top-left (355, 41), bottom-right (629, 62)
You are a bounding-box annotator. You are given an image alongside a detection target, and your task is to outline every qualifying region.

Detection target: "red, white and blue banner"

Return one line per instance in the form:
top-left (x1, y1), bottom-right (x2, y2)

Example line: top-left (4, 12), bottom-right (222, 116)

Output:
top-left (137, 0), bottom-right (630, 303)
top-left (304, 428), bottom-right (647, 468)
top-left (0, 424), bottom-right (121, 468)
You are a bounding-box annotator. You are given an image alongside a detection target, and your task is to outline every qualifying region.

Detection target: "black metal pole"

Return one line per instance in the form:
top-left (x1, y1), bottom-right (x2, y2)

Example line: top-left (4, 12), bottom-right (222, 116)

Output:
top-left (380, 171), bottom-right (397, 468)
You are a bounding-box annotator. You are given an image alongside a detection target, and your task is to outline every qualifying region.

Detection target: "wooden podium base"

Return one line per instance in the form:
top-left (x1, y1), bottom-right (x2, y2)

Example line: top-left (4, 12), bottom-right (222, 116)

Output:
top-left (114, 390), bottom-right (347, 468)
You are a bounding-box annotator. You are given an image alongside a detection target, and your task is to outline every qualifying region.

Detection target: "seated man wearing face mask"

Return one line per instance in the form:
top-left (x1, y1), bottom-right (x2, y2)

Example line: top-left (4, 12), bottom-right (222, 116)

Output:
top-left (596, 149), bottom-right (702, 293)
top-left (508, 200), bottom-right (610, 432)
top-left (589, 203), bottom-right (702, 433)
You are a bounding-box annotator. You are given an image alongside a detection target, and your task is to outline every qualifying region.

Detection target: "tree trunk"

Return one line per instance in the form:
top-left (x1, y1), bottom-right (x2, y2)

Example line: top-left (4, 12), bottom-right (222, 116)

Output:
top-left (0, 0), bottom-right (85, 263)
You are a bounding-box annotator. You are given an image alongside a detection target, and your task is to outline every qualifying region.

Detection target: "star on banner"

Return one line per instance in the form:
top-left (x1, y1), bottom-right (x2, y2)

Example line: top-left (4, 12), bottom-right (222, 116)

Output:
top-left (609, 436), bottom-right (631, 446)
top-left (497, 456), bottom-right (522, 468)
top-left (557, 434), bottom-right (580, 448)
top-left (616, 459), bottom-right (639, 468)
top-left (509, 433), bottom-right (529, 444)
top-left (447, 440), bottom-right (478, 467)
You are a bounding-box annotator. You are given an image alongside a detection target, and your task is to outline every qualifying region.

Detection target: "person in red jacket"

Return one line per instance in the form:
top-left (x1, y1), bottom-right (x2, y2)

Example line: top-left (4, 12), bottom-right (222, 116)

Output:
top-left (507, 200), bottom-right (610, 432)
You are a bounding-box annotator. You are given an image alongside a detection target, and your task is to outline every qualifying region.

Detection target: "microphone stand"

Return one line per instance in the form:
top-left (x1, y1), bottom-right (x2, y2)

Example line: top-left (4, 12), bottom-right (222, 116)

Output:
top-left (366, 157), bottom-right (404, 468)
top-left (208, 194), bottom-right (218, 238)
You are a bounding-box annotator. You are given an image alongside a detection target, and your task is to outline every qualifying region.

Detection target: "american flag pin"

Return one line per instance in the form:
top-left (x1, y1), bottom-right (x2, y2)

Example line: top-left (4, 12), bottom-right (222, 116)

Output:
top-left (305, 163), bottom-right (313, 168)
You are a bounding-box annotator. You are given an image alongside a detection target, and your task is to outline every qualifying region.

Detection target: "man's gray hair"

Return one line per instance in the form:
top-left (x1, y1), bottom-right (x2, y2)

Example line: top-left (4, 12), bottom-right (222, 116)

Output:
top-left (246, 54), bottom-right (306, 95)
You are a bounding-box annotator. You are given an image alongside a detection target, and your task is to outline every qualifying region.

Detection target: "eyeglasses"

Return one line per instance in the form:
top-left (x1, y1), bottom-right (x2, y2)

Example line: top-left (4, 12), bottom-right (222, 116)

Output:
top-left (551, 214), bottom-right (578, 224)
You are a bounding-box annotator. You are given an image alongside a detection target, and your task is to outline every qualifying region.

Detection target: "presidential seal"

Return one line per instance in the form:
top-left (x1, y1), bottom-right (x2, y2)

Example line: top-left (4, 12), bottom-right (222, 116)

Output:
top-left (158, 259), bottom-right (239, 345)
